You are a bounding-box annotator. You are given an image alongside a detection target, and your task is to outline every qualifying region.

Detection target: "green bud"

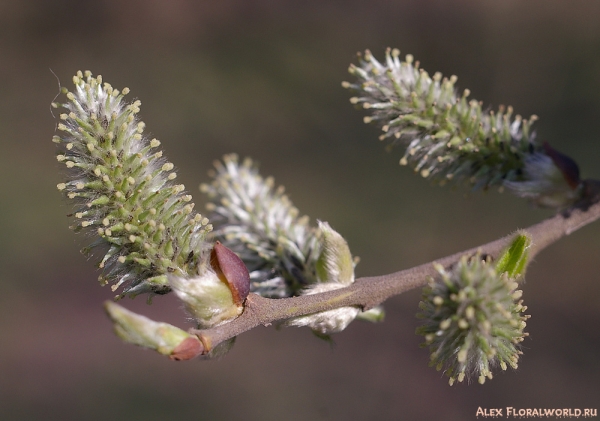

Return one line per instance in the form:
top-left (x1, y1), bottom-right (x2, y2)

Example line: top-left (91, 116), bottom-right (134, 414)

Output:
top-left (315, 221), bottom-right (354, 285)
top-left (104, 301), bottom-right (202, 360)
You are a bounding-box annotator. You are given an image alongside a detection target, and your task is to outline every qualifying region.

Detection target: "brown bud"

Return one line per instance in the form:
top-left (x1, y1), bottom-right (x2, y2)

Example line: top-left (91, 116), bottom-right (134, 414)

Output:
top-left (543, 141), bottom-right (580, 189)
top-left (169, 336), bottom-right (204, 361)
top-left (210, 241), bottom-right (250, 306)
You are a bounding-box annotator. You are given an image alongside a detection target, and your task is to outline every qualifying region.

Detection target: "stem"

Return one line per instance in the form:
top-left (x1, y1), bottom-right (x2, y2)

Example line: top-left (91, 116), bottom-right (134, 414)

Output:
top-left (190, 196), bottom-right (600, 355)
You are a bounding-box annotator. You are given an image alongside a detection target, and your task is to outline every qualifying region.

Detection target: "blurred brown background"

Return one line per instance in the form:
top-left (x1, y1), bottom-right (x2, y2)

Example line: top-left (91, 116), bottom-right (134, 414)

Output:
top-left (1, 1), bottom-right (599, 420)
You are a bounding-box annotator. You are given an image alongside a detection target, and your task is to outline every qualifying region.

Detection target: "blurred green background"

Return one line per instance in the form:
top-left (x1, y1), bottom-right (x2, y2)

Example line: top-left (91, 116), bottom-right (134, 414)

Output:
top-left (1, 1), bottom-right (599, 420)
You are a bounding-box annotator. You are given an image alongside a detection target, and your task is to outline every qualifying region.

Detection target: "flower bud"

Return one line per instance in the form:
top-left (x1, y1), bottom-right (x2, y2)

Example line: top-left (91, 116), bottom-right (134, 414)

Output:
top-left (416, 253), bottom-right (529, 385)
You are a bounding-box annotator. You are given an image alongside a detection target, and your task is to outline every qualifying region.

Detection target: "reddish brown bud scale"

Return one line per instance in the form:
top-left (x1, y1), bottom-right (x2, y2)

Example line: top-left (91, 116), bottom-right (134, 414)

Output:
top-left (543, 141), bottom-right (581, 189)
top-left (169, 336), bottom-right (203, 361)
top-left (210, 241), bottom-right (250, 306)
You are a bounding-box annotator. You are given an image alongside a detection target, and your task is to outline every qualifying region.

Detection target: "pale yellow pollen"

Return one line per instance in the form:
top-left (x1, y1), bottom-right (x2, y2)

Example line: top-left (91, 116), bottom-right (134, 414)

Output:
top-left (458, 319), bottom-right (469, 329)
top-left (56, 155), bottom-right (66, 162)
top-left (150, 138), bottom-right (160, 148)
top-left (122, 87), bottom-right (130, 95)
top-left (105, 229), bottom-right (112, 236)
top-left (127, 177), bottom-right (135, 184)
top-left (81, 221), bottom-right (92, 227)
top-left (182, 195), bottom-right (192, 202)
top-left (75, 182), bottom-right (85, 189)
top-left (482, 320), bottom-right (491, 333)
top-left (457, 348), bottom-right (467, 363)
top-left (162, 162), bottom-right (174, 171)
top-left (87, 143), bottom-right (95, 152)
top-left (66, 143), bottom-right (74, 150)
top-left (158, 223), bottom-right (166, 231)
top-left (433, 296), bottom-right (443, 306)
top-left (57, 183), bottom-right (66, 190)
top-left (154, 151), bottom-right (163, 159)
top-left (118, 256), bottom-right (126, 264)
top-left (440, 319), bottom-right (451, 330)
top-left (149, 208), bottom-right (157, 215)
top-left (167, 173), bottom-right (177, 180)
top-left (124, 223), bottom-right (132, 231)
top-left (66, 161), bottom-right (75, 168)
top-left (128, 235), bottom-right (137, 243)
top-left (60, 113), bottom-right (68, 120)
top-left (68, 193), bottom-right (77, 199)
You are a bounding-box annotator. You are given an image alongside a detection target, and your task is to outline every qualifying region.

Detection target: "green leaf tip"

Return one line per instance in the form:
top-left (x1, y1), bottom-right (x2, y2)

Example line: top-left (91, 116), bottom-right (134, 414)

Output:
top-left (495, 232), bottom-right (531, 278)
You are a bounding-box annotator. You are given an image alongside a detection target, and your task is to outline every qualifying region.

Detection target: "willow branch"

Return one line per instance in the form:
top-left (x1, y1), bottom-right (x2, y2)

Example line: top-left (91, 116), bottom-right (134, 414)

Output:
top-left (189, 193), bottom-right (600, 354)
